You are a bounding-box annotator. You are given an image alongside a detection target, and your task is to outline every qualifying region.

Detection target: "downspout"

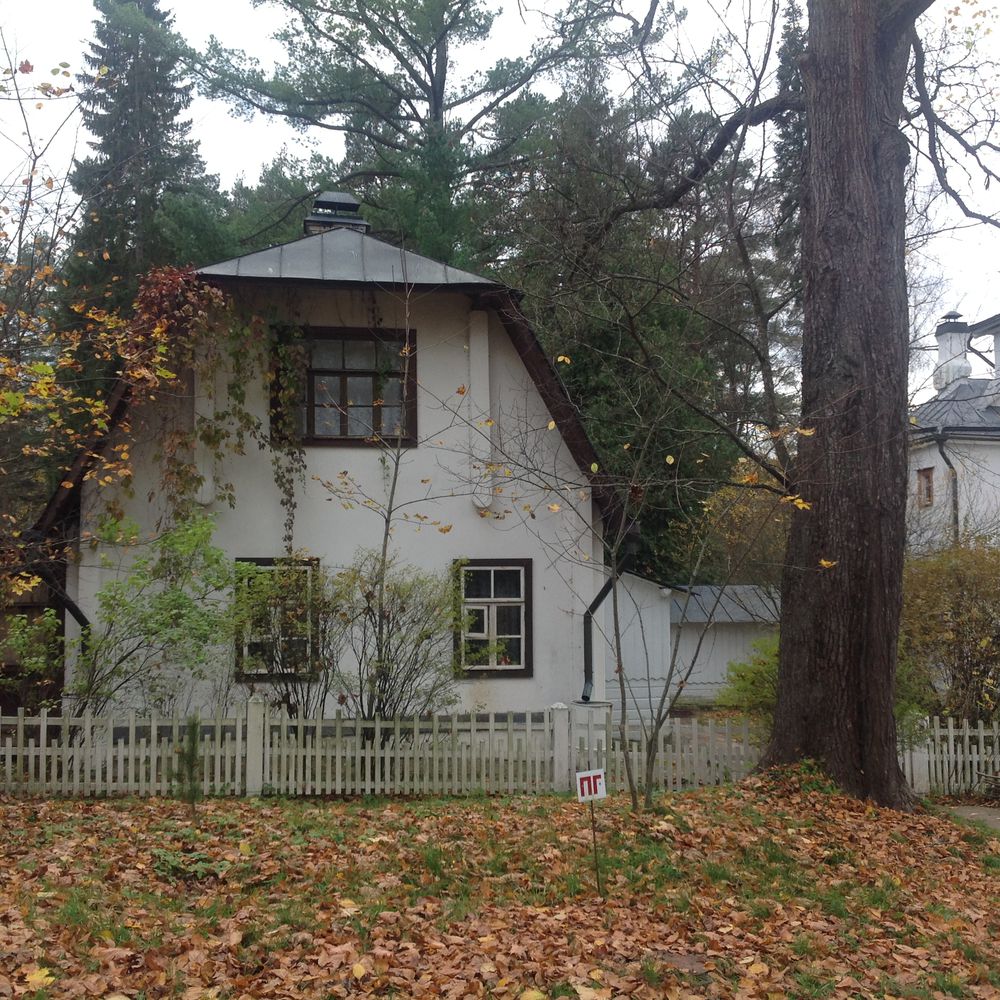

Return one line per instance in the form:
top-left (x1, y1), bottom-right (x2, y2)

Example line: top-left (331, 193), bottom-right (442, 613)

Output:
top-left (581, 530), bottom-right (640, 702)
top-left (582, 575), bottom-right (616, 702)
top-left (933, 429), bottom-right (960, 546)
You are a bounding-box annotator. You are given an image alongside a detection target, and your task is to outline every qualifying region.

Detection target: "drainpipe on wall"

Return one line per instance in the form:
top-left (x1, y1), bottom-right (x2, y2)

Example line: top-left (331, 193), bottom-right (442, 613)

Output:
top-left (581, 529), bottom-right (641, 702)
top-left (933, 429), bottom-right (960, 546)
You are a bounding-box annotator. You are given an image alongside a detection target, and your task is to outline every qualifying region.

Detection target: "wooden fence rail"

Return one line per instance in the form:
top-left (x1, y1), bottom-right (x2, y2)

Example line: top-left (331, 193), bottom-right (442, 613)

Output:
top-left (1, 704), bottom-right (994, 799)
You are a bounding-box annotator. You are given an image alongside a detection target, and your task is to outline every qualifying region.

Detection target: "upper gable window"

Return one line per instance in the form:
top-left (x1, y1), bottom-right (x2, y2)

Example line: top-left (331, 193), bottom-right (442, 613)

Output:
top-left (302, 328), bottom-right (416, 445)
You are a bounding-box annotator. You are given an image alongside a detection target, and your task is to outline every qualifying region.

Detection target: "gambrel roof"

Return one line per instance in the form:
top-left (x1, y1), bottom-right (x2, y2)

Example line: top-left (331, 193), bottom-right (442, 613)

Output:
top-left (37, 227), bottom-right (612, 545)
top-left (912, 310), bottom-right (1000, 442)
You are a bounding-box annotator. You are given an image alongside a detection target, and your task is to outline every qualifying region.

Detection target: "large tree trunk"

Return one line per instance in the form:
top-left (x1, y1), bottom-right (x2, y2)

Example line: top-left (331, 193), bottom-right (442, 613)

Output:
top-left (763, 0), bottom-right (927, 808)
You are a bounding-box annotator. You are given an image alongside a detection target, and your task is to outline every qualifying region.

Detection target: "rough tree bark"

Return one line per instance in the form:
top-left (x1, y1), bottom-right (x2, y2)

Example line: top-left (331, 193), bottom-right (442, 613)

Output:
top-left (762, 0), bottom-right (934, 808)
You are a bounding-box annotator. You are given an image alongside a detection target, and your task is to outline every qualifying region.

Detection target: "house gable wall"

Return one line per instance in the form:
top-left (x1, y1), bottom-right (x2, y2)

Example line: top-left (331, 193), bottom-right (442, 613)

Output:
top-left (68, 285), bottom-right (604, 714)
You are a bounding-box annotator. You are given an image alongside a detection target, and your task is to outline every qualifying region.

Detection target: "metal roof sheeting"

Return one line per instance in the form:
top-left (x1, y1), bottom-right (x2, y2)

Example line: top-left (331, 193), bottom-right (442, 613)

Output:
top-left (911, 378), bottom-right (1000, 430)
top-left (671, 585), bottom-right (780, 625)
top-left (198, 227), bottom-right (501, 289)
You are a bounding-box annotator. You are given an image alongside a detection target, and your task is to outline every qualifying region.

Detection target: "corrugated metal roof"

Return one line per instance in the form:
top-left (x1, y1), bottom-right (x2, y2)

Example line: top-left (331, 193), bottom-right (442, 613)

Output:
top-left (911, 378), bottom-right (1000, 430)
top-left (198, 227), bottom-right (501, 289)
top-left (671, 585), bottom-right (779, 625)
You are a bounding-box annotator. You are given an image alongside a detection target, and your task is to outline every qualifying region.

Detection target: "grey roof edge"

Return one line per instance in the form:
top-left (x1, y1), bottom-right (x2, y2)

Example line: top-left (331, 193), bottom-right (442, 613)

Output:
top-left (199, 272), bottom-right (502, 293)
top-left (968, 311), bottom-right (1000, 337)
top-left (196, 228), bottom-right (503, 289)
top-left (911, 424), bottom-right (1000, 442)
top-left (620, 569), bottom-right (673, 591)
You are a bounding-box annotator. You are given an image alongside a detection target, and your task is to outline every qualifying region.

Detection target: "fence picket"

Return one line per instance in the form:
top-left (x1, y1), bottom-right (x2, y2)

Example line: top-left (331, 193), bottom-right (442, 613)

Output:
top-left (103, 720), bottom-right (113, 797)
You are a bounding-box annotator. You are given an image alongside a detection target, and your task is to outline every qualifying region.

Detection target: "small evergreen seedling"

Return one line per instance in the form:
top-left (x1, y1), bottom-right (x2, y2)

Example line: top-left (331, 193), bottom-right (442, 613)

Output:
top-left (176, 716), bottom-right (203, 822)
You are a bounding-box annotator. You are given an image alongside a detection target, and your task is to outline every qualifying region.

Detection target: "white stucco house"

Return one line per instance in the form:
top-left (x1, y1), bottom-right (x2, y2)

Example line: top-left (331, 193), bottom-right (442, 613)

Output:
top-left (37, 194), bottom-right (613, 716)
top-left (909, 310), bottom-right (1000, 549)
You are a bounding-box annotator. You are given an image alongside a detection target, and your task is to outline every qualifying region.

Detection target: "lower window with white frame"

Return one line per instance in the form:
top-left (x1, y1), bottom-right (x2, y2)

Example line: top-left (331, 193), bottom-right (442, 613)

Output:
top-left (458, 559), bottom-right (532, 678)
top-left (235, 557), bottom-right (319, 682)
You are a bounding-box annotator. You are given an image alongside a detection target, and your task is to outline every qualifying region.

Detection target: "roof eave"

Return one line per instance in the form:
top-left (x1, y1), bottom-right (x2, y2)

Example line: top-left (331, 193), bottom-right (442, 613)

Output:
top-left (910, 424), bottom-right (1000, 443)
top-left (199, 272), bottom-right (503, 294)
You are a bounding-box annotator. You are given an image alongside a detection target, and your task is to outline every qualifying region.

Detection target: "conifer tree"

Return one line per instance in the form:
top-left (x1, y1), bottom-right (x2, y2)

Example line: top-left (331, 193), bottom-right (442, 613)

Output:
top-left (771, 0), bottom-right (806, 268)
top-left (65, 0), bottom-right (209, 316)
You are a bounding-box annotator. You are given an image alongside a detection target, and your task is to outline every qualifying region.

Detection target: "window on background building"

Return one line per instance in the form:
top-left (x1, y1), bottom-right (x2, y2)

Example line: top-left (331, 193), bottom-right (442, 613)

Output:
top-left (235, 558), bottom-right (319, 681)
top-left (459, 560), bottom-right (532, 676)
top-left (917, 467), bottom-right (934, 508)
top-left (301, 329), bottom-right (416, 444)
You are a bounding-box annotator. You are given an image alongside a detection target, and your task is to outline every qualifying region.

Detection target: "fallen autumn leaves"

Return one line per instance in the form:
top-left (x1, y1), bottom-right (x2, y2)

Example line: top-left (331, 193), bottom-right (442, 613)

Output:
top-left (1, 767), bottom-right (999, 998)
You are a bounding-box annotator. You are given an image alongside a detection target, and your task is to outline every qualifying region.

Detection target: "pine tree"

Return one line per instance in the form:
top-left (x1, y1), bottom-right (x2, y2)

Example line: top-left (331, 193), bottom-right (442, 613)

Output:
top-left (771, 0), bottom-right (806, 268)
top-left (65, 0), bottom-right (208, 316)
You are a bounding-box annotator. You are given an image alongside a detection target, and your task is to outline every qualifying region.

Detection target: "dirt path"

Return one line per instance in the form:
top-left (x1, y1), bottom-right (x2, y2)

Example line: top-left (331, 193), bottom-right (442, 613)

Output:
top-left (948, 804), bottom-right (1000, 832)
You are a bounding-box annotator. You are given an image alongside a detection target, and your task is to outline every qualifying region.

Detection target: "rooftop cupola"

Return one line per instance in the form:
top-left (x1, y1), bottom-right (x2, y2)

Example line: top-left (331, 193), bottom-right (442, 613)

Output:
top-left (933, 311), bottom-right (972, 392)
top-left (303, 191), bottom-right (371, 235)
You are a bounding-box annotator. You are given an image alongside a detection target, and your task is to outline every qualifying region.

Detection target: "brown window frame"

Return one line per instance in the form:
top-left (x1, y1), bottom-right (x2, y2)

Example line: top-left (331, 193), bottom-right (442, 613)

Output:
top-left (456, 558), bottom-right (533, 679)
top-left (301, 327), bottom-right (417, 447)
top-left (916, 467), bottom-right (934, 508)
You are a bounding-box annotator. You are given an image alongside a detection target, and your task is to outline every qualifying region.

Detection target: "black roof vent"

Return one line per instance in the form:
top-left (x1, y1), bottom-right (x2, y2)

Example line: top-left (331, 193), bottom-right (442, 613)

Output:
top-left (938, 310), bottom-right (967, 333)
top-left (303, 191), bottom-right (371, 235)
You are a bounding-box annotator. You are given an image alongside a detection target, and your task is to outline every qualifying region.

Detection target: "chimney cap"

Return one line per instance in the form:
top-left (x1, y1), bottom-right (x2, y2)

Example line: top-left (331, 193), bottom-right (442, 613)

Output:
top-left (303, 190), bottom-right (370, 235)
top-left (313, 191), bottom-right (361, 213)
top-left (938, 310), bottom-right (967, 333)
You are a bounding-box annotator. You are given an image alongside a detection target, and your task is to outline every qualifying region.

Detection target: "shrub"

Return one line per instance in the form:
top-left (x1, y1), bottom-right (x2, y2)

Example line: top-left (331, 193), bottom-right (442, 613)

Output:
top-left (332, 550), bottom-right (461, 719)
top-left (901, 541), bottom-right (1000, 722)
top-left (717, 635), bottom-right (779, 737)
top-left (718, 634), bottom-right (936, 747)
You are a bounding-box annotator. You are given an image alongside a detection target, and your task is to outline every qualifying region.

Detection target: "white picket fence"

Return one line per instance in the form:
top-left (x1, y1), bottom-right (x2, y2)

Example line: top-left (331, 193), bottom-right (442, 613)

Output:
top-left (900, 716), bottom-right (1000, 795)
top-left (1, 704), bottom-right (995, 799)
top-left (0, 702), bottom-right (760, 799)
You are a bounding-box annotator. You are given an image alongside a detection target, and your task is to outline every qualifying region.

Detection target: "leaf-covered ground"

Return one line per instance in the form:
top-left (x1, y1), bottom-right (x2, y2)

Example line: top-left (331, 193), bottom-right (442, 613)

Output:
top-left (2, 768), bottom-right (999, 999)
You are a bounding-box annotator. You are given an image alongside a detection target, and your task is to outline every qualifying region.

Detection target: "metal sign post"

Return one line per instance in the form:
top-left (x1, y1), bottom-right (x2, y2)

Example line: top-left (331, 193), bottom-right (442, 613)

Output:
top-left (576, 768), bottom-right (607, 898)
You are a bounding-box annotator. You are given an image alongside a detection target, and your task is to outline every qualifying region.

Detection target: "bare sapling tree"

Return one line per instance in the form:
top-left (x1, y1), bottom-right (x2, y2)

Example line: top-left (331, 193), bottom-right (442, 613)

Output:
top-left (602, 475), bottom-right (786, 810)
top-left (313, 272), bottom-right (466, 718)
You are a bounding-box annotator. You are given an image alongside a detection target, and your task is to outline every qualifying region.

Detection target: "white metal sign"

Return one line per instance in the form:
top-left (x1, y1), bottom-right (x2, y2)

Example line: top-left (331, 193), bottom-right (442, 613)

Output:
top-left (576, 768), bottom-right (607, 802)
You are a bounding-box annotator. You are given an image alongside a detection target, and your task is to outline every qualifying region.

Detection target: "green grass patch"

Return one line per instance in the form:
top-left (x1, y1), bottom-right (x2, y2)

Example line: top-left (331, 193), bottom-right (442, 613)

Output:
top-left (3, 778), bottom-right (998, 999)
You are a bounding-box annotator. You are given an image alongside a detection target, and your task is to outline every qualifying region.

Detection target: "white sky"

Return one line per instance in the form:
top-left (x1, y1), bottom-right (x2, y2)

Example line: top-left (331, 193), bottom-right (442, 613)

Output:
top-left (2, 0), bottom-right (998, 344)
top-left (0, 0), bottom-right (304, 187)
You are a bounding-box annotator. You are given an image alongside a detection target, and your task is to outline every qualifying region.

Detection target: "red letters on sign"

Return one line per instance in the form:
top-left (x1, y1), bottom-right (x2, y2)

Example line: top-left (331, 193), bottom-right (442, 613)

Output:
top-left (576, 769), bottom-right (606, 801)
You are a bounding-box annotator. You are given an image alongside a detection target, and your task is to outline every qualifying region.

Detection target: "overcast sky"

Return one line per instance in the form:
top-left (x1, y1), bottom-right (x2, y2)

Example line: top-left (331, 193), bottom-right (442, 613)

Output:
top-left (2, 0), bottom-right (998, 370)
top-left (1, 0), bottom-right (305, 187)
